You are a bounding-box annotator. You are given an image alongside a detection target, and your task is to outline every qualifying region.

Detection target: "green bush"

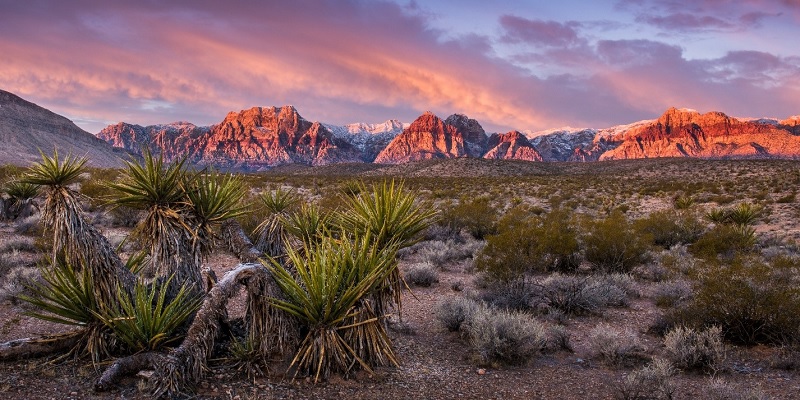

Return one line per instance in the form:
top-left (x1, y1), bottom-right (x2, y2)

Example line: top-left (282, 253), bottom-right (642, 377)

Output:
top-left (475, 207), bottom-right (581, 283)
top-left (667, 256), bottom-right (800, 344)
top-left (439, 196), bottom-right (498, 239)
top-left (634, 210), bottom-right (704, 248)
top-left (689, 224), bottom-right (756, 260)
top-left (582, 211), bottom-right (652, 273)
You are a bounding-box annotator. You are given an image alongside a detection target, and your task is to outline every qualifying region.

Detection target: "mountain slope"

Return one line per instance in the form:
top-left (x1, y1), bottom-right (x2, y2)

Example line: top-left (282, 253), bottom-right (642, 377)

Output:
top-left (374, 112), bottom-right (470, 164)
top-left (599, 108), bottom-right (800, 160)
top-left (0, 90), bottom-right (124, 167)
top-left (99, 106), bottom-right (361, 170)
top-left (483, 131), bottom-right (542, 161)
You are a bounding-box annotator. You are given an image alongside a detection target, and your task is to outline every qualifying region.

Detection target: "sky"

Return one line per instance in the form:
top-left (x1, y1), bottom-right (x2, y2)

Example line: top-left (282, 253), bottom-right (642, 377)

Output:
top-left (1, 0), bottom-right (798, 134)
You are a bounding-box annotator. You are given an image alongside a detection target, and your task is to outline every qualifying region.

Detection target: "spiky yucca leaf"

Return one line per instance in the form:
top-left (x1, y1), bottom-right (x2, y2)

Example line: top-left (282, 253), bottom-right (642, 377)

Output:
top-left (185, 170), bottom-right (247, 263)
top-left (108, 150), bottom-right (187, 210)
top-left (281, 203), bottom-right (332, 247)
top-left (20, 260), bottom-right (114, 363)
top-left (340, 180), bottom-right (435, 251)
top-left (21, 260), bottom-right (98, 326)
top-left (96, 276), bottom-right (203, 352)
top-left (3, 180), bottom-right (39, 200)
top-left (253, 187), bottom-right (299, 257)
top-left (22, 149), bottom-right (87, 187)
top-left (263, 234), bottom-right (399, 381)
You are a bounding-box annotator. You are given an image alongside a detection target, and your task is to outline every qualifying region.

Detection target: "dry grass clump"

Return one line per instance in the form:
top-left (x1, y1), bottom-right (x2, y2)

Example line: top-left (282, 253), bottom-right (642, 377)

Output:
top-left (0, 266), bottom-right (41, 304)
top-left (587, 323), bottom-right (648, 367)
top-left (702, 378), bottom-right (767, 400)
top-left (615, 358), bottom-right (676, 400)
top-left (663, 326), bottom-right (725, 373)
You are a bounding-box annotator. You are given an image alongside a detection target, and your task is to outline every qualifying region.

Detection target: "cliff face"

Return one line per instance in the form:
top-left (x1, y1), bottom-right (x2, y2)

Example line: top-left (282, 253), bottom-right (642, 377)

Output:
top-left (600, 108), bottom-right (800, 160)
top-left (444, 114), bottom-right (488, 157)
top-left (483, 131), bottom-right (543, 161)
top-left (374, 111), bottom-right (468, 164)
top-left (99, 106), bottom-right (361, 170)
top-left (0, 90), bottom-right (124, 167)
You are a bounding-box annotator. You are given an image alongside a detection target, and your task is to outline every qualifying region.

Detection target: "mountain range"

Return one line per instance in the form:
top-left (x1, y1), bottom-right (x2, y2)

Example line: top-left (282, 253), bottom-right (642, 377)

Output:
top-left (2, 89), bottom-right (799, 169)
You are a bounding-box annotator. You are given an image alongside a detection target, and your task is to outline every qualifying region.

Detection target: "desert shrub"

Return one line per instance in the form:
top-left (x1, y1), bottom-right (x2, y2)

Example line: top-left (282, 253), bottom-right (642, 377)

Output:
top-left (633, 261), bottom-right (671, 282)
top-left (439, 196), bottom-right (498, 239)
top-left (475, 207), bottom-right (580, 283)
top-left (0, 266), bottom-right (40, 304)
top-left (690, 224), bottom-right (756, 260)
top-left (704, 203), bottom-right (762, 226)
top-left (78, 179), bottom-right (110, 210)
top-left (652, 280), bottom-right (693, 308)
top-left (615, 358), bottom-right (676, 400)
top-left (663, 326), bottom-right (725, 373)
top-left (668, 256), bottom-right (800, 344)
top-left (658, 245), bottom-right (698, 276)
top-left (582, 211), bottom-right (652, 273)
top-left (107, 205), bottom-right (142, 227)
top-left (435, 296), bottom-right (480, 332)
top-left (634, 209), bottom-right (704, 248)
top-left (403, 262), bottom-right (439, 287)
top-left (587, 323), bottom-right (648, 367)
top-left (540, 273), bottom-right (632, 315)
top-left (546, 325), bottom-right (572, 352)
top-left (479, 279), bottom-right (539, 311)
top-left (463, 305), bottom-right (547, 366)
top-left (414, 238), bottom-right (483, 266)
top-left (703, 379), bottom-right (767, 400)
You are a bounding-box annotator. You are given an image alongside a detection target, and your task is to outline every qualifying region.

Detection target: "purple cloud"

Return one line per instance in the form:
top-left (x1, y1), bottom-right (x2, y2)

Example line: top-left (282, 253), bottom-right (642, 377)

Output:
top-left (499, 15), bottom-right (583, 47)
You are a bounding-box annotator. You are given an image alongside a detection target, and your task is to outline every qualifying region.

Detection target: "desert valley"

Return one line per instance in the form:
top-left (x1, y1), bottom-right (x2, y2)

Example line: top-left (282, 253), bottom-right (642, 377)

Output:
top-left (0, 87), bottom-right (799, 399)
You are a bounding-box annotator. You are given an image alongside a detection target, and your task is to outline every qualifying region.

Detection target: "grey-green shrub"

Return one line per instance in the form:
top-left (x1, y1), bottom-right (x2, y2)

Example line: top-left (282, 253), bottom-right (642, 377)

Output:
top-left (404, 262), bottom-right (439, 287)
top-left (435, 296), bottom-right (480, 332)
top-left (540, 273), bottom-right (633, 315)
top-left (615, 358), bottom-right (676, 400)
top-left (664, 326), bottom-right (725, 373)
top-left (463, 305), bottom-right (547, 366)
top-left (653, 280), bottom-right (693, 308)
top-left (587, 323), bottom-right (647, 367)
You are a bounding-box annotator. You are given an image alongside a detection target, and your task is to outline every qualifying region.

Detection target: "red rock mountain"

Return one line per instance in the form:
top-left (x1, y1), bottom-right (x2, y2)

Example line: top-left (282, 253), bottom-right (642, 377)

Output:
top-left (483, 131), bottom-right (543, 161)
top-left (374, 112), bottom-right (482, 164)
top-left (0, 90), bottom-right (124, 167)
top-left (599, 108), bottom-right (800, 160)
top-left (99, 106), bottom-right (361, 170)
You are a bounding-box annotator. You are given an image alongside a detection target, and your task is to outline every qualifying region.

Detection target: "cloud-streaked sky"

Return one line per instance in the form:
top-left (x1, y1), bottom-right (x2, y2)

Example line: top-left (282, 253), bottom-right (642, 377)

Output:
top-left (1, 0), bottom-right (798, 134)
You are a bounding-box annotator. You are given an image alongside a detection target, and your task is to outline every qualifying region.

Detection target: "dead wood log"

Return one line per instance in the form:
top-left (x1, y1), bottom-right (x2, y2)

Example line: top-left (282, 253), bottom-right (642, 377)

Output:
top-left (0, 332), bottom-right (82, 361)
top-left (221, 220), bottom-right (262, 262)
top-left (95, 263), bottom-right (271, 397)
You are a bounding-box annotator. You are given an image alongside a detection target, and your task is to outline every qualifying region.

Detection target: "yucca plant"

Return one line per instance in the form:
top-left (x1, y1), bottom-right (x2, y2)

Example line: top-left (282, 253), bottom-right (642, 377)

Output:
top-left (253, 187), bottom-right (299, 257)
top-left (281, 202), bottom-right (332, 247)
top-left (108, 151), bottom-right (196, 288)
top-left (727, 202), bottom-right (762, 226)
top-left (264, 233), bottom-right (399, 382)
top-left (23, 150), bottom-right (135, 309)
top-left (339, 180), bottom-right (435, 317)
top-left (1, 179), bottom-right (39, 219)
top-left (96, 276), bottom-right (203, 352)
top-left (184, 169), bottom-right (247, 263)
top-left (20, 259), bottom-right (113, 363)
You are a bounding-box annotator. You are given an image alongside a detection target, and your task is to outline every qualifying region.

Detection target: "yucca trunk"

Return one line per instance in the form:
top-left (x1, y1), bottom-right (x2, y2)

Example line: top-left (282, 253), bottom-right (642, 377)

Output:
top-left (41, 185), bottom-right (136, 306)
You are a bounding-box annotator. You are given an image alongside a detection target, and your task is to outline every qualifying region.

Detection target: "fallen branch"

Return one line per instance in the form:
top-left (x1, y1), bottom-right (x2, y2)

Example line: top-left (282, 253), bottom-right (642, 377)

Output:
top-left (95, 263), bottom-right (271, 397)
top-left (221, 220), bottom-right (262, 262)
top-left (0, 331), bottom-right (82, 361)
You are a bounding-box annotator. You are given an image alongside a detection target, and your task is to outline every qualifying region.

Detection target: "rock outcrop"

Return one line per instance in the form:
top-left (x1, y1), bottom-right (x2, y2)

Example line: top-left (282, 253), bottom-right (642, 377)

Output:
top-left (483, 131), bottom-right (543, 161)
top-left (374, 112), bottom-right (469, 164)
top-left (0, 90), bottom-right (124, 167)
top-left (99, 106), bottom-right (361, 170)
top-left (599, 108), bottom-right (800, 160)
top-left (444, 114), bottom-right (488, 157)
